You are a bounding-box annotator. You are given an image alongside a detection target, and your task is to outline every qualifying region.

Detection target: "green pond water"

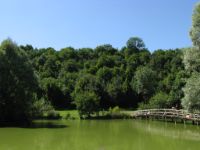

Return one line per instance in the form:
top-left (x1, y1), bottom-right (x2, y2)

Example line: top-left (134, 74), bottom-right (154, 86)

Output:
top-left (0, 120), bottom-right (200, 150)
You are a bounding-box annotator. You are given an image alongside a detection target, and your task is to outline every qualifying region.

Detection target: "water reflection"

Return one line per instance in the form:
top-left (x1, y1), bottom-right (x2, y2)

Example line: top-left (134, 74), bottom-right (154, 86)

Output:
top-left (27, 121), bottom-right (68, 129)
top-left (0, 120), bottom-right (200, 150)
top-left (133, 120), bottom-right (200, 141)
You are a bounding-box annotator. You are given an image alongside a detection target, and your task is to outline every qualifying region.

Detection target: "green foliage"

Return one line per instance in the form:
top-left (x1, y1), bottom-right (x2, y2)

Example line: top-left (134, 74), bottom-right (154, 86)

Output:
top-left (0, 34), bottom-right (188, 121)
top-left (182, 73), bottom-right (200, 112)
top-left (132, 66), bottom-right (157, 101)
top-left (58, 72), bottom-right (78, 108)
top-left (106, 106), bottom-right (130, 119)
top-left (0, 39), bottom-right (38, 123)
top-left (182, 4), bottom-right (200, 112)
top-left (78, 48), bottom-right (94, 61)
top-left (72, 74), bottom-right (101, 117)
top-left (59, 47), bottom-right (77, 61)
top-left (126, 37), bottom-right (145, 51)
top-left (40, 77), bottom-right (66, 109)
top-left (46, 110), bottom-right (61, 119)
top-left (126, 54), bottom-right (140, 69)
top-left (31, 98), bottom-right (54, 118)
top-left (167, 71), bottom-right (186, 108)
top-left (96, 67), bottom-right (113, 84)
top-left (149, 92), bottom-right (170, 108)
top-left (138, 91), bottom-right (170, 110)
top-left (73, 74), bottom-right (101, 94)
top-left (94, 44), bottom-right (117, 56)
top-left (74, 91), bottom-right (100, 118)
top-left (106, 76), bottom-right (123, 100)
top-left (190, 3), bottom-right (200, 47)
top-left (183, 47), bottom-right (200, 72)
top-left (56, 110), bottom-right (79, 120)
top-left (97, 55), bottom-right (116, 68)
top-left (21, 36), bottom-right (183, 112)
top-left (109, 106), bottom-right (120, 114)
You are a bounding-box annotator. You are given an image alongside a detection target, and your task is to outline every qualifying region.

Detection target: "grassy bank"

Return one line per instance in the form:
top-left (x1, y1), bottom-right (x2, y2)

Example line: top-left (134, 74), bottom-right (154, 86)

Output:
top-left (55, 110), bottom-right (80, 120)
top-left (54, 108), bottom-right (135, 120)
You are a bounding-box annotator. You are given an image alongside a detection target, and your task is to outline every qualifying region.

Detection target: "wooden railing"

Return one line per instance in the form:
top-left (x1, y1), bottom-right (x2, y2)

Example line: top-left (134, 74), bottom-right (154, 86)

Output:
top-left (131, 109), bottom-right (200, 124)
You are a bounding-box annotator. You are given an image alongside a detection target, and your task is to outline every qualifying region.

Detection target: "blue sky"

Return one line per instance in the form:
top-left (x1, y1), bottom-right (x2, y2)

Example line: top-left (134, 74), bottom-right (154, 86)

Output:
top-left (0, 0), bottom-right (199, 51)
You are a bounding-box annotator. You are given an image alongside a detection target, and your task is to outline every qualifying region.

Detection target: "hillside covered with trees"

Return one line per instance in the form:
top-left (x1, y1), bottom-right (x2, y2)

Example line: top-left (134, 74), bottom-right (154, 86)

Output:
top-left (1, 3), bottom-right (200, 123)
top-left (0, 37), bottom-right (185, 120)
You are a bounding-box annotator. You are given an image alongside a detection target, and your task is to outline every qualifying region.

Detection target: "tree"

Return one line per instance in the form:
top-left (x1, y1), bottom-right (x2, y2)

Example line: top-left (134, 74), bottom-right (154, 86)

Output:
top-left (190, 3), bottom-right (200, 47)
top-left (42, 53), bottom-right (60, 78)
top-left (78, 48), bottom-right (94, 61)
top-left (96, 67), bottom-right (113, 86)
top-left (40, 77), bottom-right (66, 109)
top-left (61, 59), bottom-right (80, 72)
top-left (58, 72), bottom-right (78, 109)
top-left (73, 74), bottom-right (101, 94)
top-left (150, 50), bottom-right (168, 79)
top-left (132, 66), bottom-right (157, 102)
top-left (96, 55), bottom-right (115, 68)
top-left (94, 44), bottom-right (117, 57)
top-left (182, 3), bottom-right (200, 112)
top-left (126, 53), bottom-right (140, 70)
top-left (126, 37), bottom-right (145, 50)
top-left (106, 76), bottom-right (123, 102)
top-left (138, 50), bottom-right (151, 65)
top-left (0, 39), bottom-right (38, 123)
top-left (163, 71), bottom-right (185, 108)
top-left (74, 91), bottom-right (100, 118)
top-left (72, 74), bottom-right (101, 117)
top-left (182, 73), bottom-right (200, 112)
top-left (59, 47), bottom-right (77, 61)
top-left (183, 47), bottom-right (200, 72)
top-left (149, 92), bottom-right (170, 109)
top-left (31, 98), bottom-right (54, 118)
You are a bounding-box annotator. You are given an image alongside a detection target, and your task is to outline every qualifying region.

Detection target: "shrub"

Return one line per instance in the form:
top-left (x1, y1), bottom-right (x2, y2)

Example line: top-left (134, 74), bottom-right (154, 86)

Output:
top-left (31, 98), bottom-right (54, 118)
top-left (46, 110), bottom-right (61, 119)
top-left (149, 92), bottom-right (170, 108)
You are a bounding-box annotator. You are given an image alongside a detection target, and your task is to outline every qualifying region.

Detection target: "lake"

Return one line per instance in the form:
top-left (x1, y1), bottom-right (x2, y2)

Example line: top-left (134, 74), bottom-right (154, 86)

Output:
top-left (0, 120), bottom-right (200, 150)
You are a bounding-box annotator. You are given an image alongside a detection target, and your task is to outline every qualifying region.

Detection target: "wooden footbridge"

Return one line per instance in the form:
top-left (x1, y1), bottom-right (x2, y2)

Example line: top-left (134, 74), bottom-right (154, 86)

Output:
top-left (130, 109), bottom-right (200, 125)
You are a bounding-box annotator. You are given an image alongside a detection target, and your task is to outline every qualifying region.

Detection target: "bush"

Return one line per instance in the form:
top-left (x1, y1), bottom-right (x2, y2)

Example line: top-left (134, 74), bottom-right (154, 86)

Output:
top-left (106, 106), bottom-right (129, 119)
top-left (64, 113), bottom-right (76, 120)
top-left (138, 102), bottom-right (151, 110)
top-left (149, 92), bottom-right (170, 108)
top-left (138, 92), bottom-right (170, 109)
top-left (46, 110), bottom-right (61, 119)
top-left (109, 106), bottom-right (120, 115)
top-left (31, 98), bottom-right (54, 118)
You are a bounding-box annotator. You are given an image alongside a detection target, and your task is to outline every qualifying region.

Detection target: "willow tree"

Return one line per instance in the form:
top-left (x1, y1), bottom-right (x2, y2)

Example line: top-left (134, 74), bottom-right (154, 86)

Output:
top-left (0, 39), bottom-right (38, 124)
top-left (182, 3), bottom-right (200, 111)
top-left (190, 3), bottom-right (200, 48)
top-left (182, 73), bottom-right (200, 111)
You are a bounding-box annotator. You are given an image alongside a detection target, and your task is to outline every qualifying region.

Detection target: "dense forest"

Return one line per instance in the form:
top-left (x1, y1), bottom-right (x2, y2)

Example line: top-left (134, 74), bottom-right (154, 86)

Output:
top-left (25, 38), bottom-right (185, 110)
top-left (0, 37), bottom-right (185, 121)
top-left (1, 3), bottom-right (200, 123)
